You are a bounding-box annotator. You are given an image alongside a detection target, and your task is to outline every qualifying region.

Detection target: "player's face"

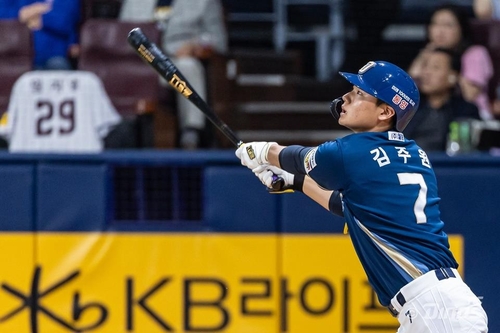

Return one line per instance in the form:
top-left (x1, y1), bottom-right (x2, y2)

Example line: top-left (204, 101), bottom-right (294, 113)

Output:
top-left (339, 86), bottom-right (389, 132)
top-left (428, 10), bottom-right (462, 49)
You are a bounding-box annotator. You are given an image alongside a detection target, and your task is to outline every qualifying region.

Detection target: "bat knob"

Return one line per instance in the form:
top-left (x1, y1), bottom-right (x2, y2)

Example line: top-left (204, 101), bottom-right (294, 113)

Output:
top-left (270, 175), bottom-right (285, 191)
top-left (127, 27), bottom-right (147, 48)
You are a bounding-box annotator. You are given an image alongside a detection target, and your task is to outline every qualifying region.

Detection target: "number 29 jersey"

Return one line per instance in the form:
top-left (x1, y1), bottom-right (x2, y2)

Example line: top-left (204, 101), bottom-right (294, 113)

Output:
top-left (1, 71), bottom-right (121, 153)
top-left (305, 131), bottom-right (458, 306)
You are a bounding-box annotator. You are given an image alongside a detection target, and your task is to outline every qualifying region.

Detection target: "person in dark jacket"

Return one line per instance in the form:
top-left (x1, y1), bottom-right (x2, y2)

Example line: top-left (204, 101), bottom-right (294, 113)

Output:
top-left (404, 48), bottom-right (480, 152)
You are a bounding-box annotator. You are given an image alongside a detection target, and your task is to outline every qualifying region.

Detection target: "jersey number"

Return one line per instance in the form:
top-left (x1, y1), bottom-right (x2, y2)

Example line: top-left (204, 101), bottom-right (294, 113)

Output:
top-left (397, 173), bottom-right (427, 224)
top-left (36, 99), bottom-right (75, 136)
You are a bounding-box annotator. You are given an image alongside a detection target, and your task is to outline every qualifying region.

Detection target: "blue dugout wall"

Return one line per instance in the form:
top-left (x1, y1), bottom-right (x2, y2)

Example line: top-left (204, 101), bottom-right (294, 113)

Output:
top-left (0, 151), bottom-right (498, 332)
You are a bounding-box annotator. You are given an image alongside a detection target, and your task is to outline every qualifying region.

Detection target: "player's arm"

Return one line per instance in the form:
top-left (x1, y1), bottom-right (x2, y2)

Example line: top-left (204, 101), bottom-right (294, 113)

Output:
top-left (303, 176), bottom-right (342, 214)
top-left (254, 165), bottom-right (343, 216)
top-left (267, 144), bottom-right (286, 168)
top-left (268, 144), bottom-right (312, 176)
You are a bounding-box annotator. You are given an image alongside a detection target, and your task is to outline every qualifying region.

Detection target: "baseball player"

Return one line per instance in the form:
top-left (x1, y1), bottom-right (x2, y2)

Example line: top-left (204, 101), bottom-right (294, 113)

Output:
top-left (235, 61), bottom-right (488, 332)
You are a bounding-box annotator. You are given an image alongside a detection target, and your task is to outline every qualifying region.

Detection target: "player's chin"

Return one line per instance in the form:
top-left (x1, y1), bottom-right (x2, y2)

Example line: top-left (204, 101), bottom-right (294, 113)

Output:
top-left (338, 115), bottom-right (347, 126)
top-left (337, 117), bottom-right (354, 131)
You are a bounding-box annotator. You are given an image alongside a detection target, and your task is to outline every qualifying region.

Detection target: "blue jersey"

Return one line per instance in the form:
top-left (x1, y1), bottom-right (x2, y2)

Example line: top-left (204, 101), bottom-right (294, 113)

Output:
top-left (304, 131), bottom-right (458, 306)
top-left (19, 0), bottom-right (81, 68)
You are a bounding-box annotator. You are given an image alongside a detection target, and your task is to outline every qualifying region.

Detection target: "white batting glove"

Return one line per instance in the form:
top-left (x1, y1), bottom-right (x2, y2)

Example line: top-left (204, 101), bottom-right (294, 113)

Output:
top-left (235, 141), bottom-right (277, 170)
top-left (252, 165), bottom-right (294, 189)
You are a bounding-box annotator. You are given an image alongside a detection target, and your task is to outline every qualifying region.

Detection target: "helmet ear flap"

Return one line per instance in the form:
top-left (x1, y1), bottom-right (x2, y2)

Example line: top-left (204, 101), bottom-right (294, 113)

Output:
top-left (330, 98), bottom-right (343, 120)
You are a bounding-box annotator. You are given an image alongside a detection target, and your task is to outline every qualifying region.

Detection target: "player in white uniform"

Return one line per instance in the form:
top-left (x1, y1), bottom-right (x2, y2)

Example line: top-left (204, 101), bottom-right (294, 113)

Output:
top-left (235, 61), bottom-right (488, 332)
top-left (0, 70), bottom-right (121, 152)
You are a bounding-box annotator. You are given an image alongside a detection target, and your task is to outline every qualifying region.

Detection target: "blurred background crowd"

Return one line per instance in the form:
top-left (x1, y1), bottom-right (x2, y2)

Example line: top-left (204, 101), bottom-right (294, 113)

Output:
top-left (0, 0), bottom-right (499, 154)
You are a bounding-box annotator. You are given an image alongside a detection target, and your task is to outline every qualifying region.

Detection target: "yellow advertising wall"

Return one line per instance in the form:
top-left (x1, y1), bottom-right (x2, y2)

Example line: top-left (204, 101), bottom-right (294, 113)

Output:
top-left (0, 234), bottom-right (463, 333)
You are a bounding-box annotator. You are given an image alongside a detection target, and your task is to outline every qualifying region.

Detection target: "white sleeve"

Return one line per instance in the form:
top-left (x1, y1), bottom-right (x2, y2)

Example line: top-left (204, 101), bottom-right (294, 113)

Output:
top-left (93, 80), bottom-right (122, 138)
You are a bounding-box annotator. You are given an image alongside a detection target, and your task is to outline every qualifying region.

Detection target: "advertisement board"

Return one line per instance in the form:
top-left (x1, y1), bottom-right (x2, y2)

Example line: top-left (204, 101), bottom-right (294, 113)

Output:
top-left (0, 234), bottom-right (463, 333)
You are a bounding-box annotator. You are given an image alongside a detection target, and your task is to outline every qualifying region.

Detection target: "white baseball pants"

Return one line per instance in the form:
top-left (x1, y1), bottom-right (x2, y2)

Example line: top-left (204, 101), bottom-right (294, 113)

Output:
top-left (390, 268), bottom-right (488, 333)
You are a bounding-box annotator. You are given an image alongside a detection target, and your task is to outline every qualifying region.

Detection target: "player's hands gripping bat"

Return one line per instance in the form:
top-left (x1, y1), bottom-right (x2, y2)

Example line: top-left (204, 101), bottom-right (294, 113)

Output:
top-left (127, 27), bottom-right (287, 192)
top-left (252, 165), bottom-right (297, 193)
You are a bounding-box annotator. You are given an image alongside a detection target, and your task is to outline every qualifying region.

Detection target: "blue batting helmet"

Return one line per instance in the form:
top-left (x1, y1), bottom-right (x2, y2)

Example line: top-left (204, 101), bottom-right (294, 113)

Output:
top-left (339, 61), bottom-right (420, 131)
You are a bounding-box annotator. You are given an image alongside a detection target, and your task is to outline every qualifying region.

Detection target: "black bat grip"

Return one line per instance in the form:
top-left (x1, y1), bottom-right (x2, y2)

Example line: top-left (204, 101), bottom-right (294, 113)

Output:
top-left (271, 175), bottom-right (285, 191)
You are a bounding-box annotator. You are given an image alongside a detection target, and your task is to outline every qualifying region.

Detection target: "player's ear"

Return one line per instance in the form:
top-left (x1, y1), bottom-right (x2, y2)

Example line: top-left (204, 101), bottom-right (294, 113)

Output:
top-left (379, 104), bottom-right (396, 120)
top-left (380, 103), bottom-right (396, 118)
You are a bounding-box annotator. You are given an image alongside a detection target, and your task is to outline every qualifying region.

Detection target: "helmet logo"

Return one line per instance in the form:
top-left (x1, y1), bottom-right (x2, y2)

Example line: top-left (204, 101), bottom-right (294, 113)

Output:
top-left (391, 85), bottom-right (415, 110)
top-left (392, 94), bottom-right (409, 110)
top-left (358, 61), bottom-right (376, 74)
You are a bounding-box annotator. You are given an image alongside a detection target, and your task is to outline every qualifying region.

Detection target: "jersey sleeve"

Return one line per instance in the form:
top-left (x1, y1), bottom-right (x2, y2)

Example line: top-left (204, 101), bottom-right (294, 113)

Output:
top-left (93, 78), bottom-right (122, 138)
top-left (304, 140), bottom-right (346, 191)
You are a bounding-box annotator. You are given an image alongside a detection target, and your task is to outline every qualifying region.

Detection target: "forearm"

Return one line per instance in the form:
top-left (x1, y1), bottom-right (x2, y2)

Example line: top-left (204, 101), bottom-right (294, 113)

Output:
top-left (302, 176), bottom-right (343, 216)
top-left (302, 176), bottom-right (332, 210)
top-left (267, 143), bottom-right (285, 167)
top-left (244, 142), bottom-right (343, 216)
top-left (268, 144), bottom-right (312, 175)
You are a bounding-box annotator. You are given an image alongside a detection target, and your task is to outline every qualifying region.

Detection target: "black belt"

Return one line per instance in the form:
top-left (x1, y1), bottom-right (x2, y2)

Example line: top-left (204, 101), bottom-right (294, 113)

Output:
top-left (387, 268), bottom-right (456, 317)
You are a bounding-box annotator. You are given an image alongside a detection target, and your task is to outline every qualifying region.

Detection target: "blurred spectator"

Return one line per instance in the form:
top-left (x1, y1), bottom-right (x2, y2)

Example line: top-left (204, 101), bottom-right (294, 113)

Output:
top-left (18, 0), bottom-right (81, 70)
top-left (404, 48), bottom-right (480, 152)
top-left (409, 4), bottom-right (494, 120)
top-left (473, 0), bottom-right (500, 19)
top-left (119, 0), bottom-right (228, 149)
top-left (473, 0), bottom-right (500, 119)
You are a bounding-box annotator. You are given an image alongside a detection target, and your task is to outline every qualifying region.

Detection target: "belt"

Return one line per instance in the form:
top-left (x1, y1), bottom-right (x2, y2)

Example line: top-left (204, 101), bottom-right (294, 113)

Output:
top-left (387, 267), bottom-right (456, 317)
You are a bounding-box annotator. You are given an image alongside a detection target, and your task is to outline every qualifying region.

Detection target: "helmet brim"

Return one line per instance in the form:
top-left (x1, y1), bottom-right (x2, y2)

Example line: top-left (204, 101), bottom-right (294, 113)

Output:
top-left (339, 72), bottom-right (379, 99)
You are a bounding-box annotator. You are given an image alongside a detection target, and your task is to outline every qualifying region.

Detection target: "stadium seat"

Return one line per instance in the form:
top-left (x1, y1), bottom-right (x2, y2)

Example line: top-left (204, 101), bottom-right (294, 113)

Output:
top-left (78, 19), bottom-right (178, 148)
top-left (82, 0), bottom-right (122, 21)
top-left (78, 19), bottom-right (161, 117)
top-left (0, 19), bottom-right (33, 115)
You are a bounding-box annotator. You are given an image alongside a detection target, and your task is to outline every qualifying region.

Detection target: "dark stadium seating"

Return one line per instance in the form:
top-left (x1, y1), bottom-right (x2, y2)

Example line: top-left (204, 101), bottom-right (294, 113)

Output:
top-left (0, 19), bottom-right (33, 115)
top-left (78, 19), bottom-right (161, 117)
top-left (78, 19), bottom-right (180, 148)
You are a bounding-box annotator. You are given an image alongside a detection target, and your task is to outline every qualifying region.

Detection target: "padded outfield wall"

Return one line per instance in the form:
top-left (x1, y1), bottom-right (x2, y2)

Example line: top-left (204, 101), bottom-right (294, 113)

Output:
top-left (0, 151), bottom-right (497, 333)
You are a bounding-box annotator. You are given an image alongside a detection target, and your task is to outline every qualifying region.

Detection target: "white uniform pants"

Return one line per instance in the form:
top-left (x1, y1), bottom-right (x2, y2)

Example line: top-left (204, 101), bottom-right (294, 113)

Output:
top-left (391, 268), bottom-right (488, 333)
top-left (161, 56), bottom-right (206, 131)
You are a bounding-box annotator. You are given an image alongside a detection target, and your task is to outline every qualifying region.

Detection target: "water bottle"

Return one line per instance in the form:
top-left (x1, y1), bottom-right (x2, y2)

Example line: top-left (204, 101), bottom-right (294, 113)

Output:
top-left (446, 121), bottom-right (460, 156)
top-left (458, 120), bottom-right (472, 153)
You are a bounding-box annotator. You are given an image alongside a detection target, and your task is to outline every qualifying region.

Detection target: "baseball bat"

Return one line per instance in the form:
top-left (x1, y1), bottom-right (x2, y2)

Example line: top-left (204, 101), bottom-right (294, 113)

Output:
top-left (127, 28), bottom-right (287, 192)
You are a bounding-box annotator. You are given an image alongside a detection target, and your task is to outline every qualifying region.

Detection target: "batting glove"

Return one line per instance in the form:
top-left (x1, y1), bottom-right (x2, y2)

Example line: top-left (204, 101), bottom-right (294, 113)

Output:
top-left (235, 141), bottom-right (277, 170)
top-left (252, 165), bottom-right (304, 192)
